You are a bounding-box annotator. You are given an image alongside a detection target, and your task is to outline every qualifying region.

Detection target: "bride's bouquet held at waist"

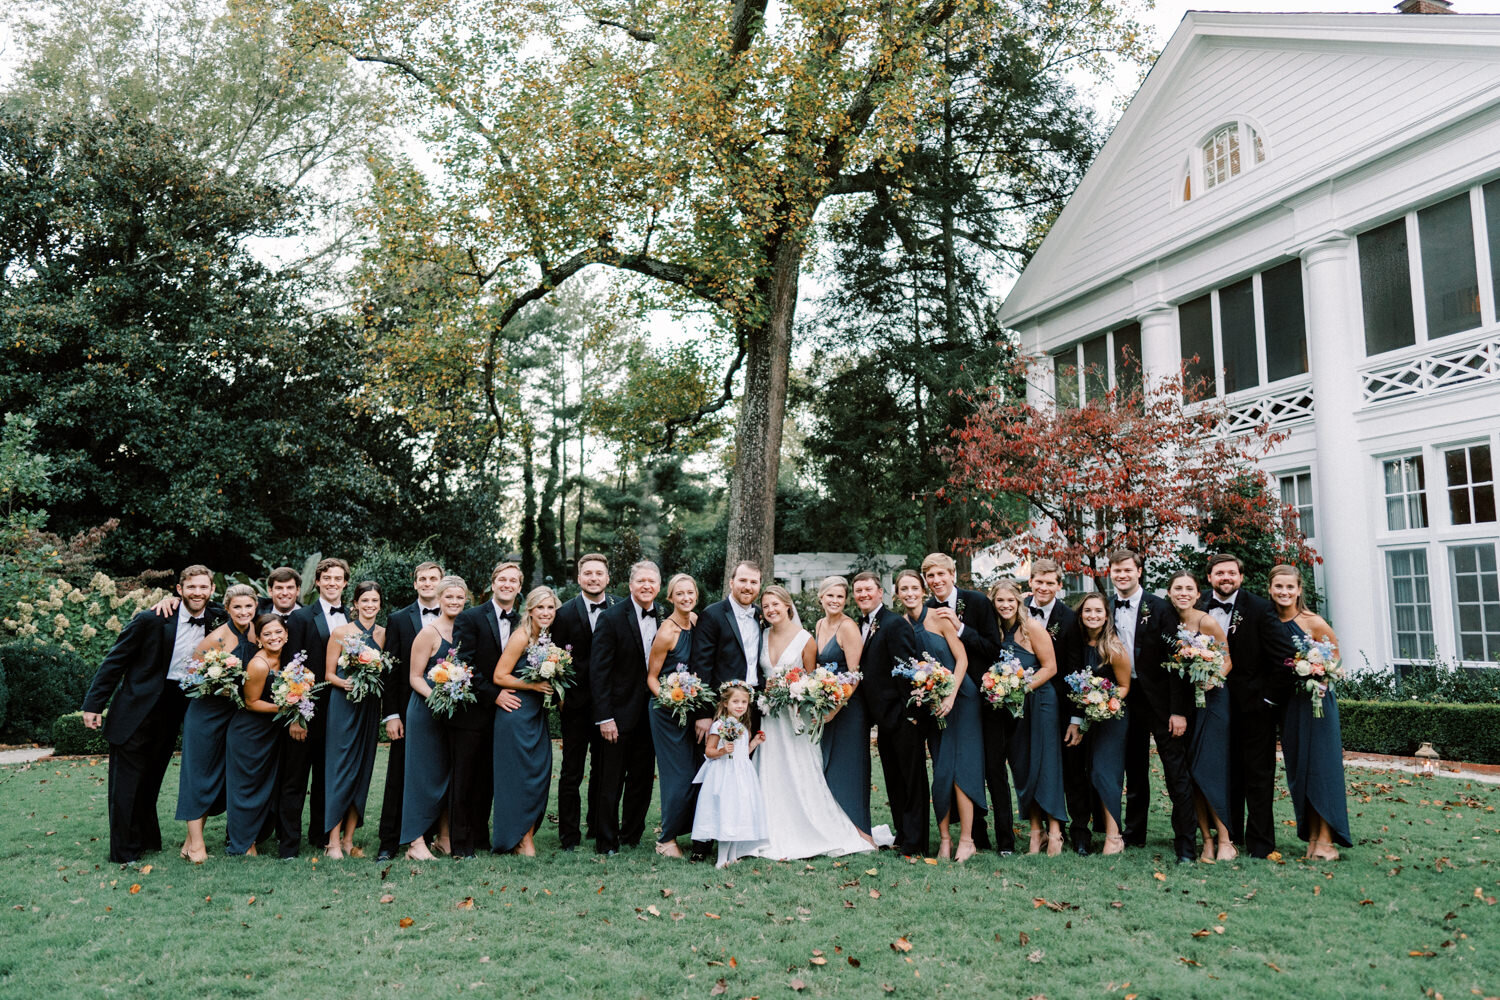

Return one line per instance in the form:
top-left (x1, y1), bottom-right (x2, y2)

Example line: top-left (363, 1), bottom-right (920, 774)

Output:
top-left (758, 665), bottom-right (861, 741)
top-left (182, 647), bottom-right (246, 707)
top-left (518, 635), bottom-right (574, 708)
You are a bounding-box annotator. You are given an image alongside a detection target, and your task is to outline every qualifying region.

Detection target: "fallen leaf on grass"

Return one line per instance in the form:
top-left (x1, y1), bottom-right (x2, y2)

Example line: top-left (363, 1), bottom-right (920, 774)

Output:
top-left (705, 912), bottom-right (721, 920)
top-left (710, 979), bottom-right (728, 996)
top-left (1191, 929), bottom-right (1211, 938)
top-left (848, 957), bottom-right (860, 967)
top-left (728, 957), bottom-right (737, 968)
top-left (662, 888), bottom-right (674, 898)
top-left (924, 858), bottom-right (938, 865)
top-left (1178, 957), bottom-right (1202, 967)
top-left (1213, 926), bottom-right (1224, 935)
top-left (399, 917), bottom-right (414, 928)
top-left (1360, 899), bottom-right (1374, 906)
top-left (1152, 873), bottom-right (1166, 882)
top-left (1408, 950), bottom-right (1437, 958)
top-left (379, 894), bottom-right (395, 904)
top-left (139, 865), bottom-right (152, 875)
top-left (865, 869), bottom-right (878, 876)
top-left (869, 889), bottom-right (881, 899)
top-left (1032, 898), bottom-right (1067, 912)
top-left (1026, 950), bottom-right (1045, 964)
top-left (891, 937), bottom-right (913, 953)
top-left (647, 905), bottom-right (661, 917)
top-left (247, 896), bottom-right (255, 905)
top-left (1019, 931), bottom-right (1030, 946)
top-left (457, 897), bottom-right (475, 910)
top-left (790, 979), bottom-right (806, 992)
top-left (129, 885), bottom-right (141, 894)
top-left (1264, 962), bottom-right (1282, 973)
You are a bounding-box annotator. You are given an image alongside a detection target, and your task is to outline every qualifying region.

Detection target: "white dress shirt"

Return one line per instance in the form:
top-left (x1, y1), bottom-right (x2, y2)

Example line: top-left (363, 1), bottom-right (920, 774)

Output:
top-left (1207, 591), bottom-right (1237, 633)
top-left (1113, 590), bottom-right (1138, 678)
top-left (733, 600), bottom-right (759, 685)
top-left (1029, 598), bottom-right (1056, 627)
top-left (637, 600), bottom-right (658, 661)
top-left (321, 597), bottom-right (348, 633)
top-left (492, 599), bottom-right (516, 648)
top-left (941, 589), bottom-right (967, 636)
top-left (167, 605), bottom-right (208, 682)
top-left (585, 595), bottom-right (607, 631)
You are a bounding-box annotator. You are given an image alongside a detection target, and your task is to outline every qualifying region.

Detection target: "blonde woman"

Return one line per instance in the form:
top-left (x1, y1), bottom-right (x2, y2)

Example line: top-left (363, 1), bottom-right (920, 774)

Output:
top-left (647, 573), bottom-right (701, 859)
top-left (490, 586), bottom-right (560, 856)
top-left (991, 579), bottom-right (1065, 856)
top-left (814, 576), bottom-right (871, 836)
top-left (1065, 593), bottom-right (1133, 855)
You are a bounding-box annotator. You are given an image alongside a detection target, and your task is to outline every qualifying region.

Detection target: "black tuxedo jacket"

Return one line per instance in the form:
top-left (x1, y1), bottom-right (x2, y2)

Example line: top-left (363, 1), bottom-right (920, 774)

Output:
top-left (256, 598), bottom-right (299, 621)
top-left (857, 605), bottom-right (922, 731)
top-left (689, 597), bottom-right (763, 691)
top-left (925, 587), bottom-right (1002, 670)
top-left (450, 602), bottom-right (512, 732)
top-left (1025, 598), bottom-right (1083, 707)
top-left (286, 601), bottom-right (343, 684)
top-left (589, 599), bottom-right (657, 733)
top-left (1199, 590), bottom-right (1296, 709)
top-left (1114, 591), bottom-right (1191, 722)
top-left (382, 601), bottom-right (429, 720)
top-left (550, 594), bottom-right (615, 715)
top-left (82, 603), bottom-right (226, 744)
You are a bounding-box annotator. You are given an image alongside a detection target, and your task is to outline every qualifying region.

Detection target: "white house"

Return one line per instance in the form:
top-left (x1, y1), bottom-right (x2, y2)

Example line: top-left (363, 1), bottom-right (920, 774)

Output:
top-left (998, 7), bottom-right (1500, 669)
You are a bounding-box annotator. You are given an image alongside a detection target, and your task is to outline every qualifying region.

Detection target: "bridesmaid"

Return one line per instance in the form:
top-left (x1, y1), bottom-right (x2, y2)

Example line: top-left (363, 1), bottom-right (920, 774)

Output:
top-left (647, 573), bottom-right (701, 859)
top-left (1167, 572), bottom-right (1236, 863)
top-left (1064, 594), bottom-right (1132, 854)
top-left (1269, 564), bottom-right (1351, 861)
top-left (814, 576), bottom-right (872, 840)
top-left (178, 584), bottom-right (259, 863)
top-left (897, 570), bottom-right (984, 862)
top-left (226, 613), bottom-right (285, 856)
top-left (323, 581), bottom-right (386, 859)
top-left (991, 580), bottom-right (1065, 856)
top-left (491, 586), bottom-right (558, 856)
top-left (403, 576), bottom-right (466, 861)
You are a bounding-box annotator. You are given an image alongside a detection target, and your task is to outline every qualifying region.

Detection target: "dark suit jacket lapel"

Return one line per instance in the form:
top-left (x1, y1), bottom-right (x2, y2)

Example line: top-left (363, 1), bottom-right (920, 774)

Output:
top-left (156, 612), bottom-right (181, 675)
top-left (484, 601), bottom-right (501, 647)
top-left (721, 600), bottom-right (747, 661)
top-left (314, 603), bottom-right (331, 643)
top-left (406, 603), bottom-right (423, 637)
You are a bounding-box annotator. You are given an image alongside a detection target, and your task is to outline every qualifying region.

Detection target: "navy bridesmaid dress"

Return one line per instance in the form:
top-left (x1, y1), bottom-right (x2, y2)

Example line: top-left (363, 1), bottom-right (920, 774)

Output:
top-left (491, 635), bottom-right (555, 852)
top-left (225, 656), bottom-right (280, 855)
top-left (1280, 619), bottom-right (1352, 847)
top-left (647, 625), bottom-right (700, 844)
top-left (176, 624), bottom-right (254, 822)
top-left (1186, 628), bottom-right (1231, 829)
top-left (401, 636), bottom-right (453, 845)
top-left (913, 609), bottom-right (987, 828)
top-left (323, 622), bottom-right (381, 838)
top-left (1006, 626), bottom-right (1067, 825)
top-left (818, 628), bottom-right (871, 833)
top-left (1086, 644), bottom-right (1128, 831)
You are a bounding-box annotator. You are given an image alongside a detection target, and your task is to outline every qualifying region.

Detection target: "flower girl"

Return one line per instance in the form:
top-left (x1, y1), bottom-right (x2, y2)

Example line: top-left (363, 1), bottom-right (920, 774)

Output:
top-left (691, 681), bottom-right (767, 867)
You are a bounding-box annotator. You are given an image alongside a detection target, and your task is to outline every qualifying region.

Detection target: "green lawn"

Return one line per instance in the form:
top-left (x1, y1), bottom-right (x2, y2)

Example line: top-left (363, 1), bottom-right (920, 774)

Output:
top-left (1, 748), bottom-right (1496, 1000)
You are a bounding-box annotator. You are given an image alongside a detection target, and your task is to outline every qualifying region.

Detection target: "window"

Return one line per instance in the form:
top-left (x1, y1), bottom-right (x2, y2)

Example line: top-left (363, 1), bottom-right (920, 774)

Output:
top-left (1450, 543), bottom-right (1500, 662)
top-left (1173, 260), bottom-right (1308, 399)
top-left (1178, 294), bottom-right (1215, 398)
top-left (1358, 219), bottom-right (1417, 355)
top-left (1279, 471), bottom-right (1315, 539)
top-left (1219, 277), bottom-right (1259, 394)
top-left (1417, 194), bottom-right (1482, 339)
top-left (1052, 351), bottom-right (1079, 409)
top-left (1383, 456), bottom-right (1428, 531)
top-left (1052, 323), bottom-right (1141, 408)
top-left (1445, 444), bottom-right (1496, 525)
top-left (1082, 334), bottom-right (1109, 404)
top-left (1201, 125), bottom-right (1240, 192)
top-left (1113, 323), bottom-right (1142, 398)
top-left (1261, 260), bottom-right (1308, 383)
top-left (1387, 549), bottom-right (1436, 660)
top-left (1485, 179), bottom-right (1500, 308)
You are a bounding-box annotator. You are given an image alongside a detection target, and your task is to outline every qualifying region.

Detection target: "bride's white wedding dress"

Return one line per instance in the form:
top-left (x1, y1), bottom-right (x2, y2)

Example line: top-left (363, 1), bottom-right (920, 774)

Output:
top-left (749, 629), bottom-right (875, 861)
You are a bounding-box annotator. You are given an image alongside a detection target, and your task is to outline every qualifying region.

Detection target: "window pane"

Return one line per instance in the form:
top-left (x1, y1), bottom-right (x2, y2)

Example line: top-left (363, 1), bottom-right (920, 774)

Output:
top-left (1387, 547), bottom-right (1436, 660)
top-left (1053, 352), bottom-right (1079, 409)
top-left (1418, 193), bottom-right (1482, 339)
top-left (1220, 277), bottom-right (1259, 393)
top-left (1446, 448), bottom-right (1469, 488)
top-left (1082, 334), bottom-right (1109, 405)
top-left (1472, 444), bottom-right (1492, 484)
top-left (1485, 180), bottom-right (1500, 309)
top-left (1179, 294), bottom-right (1216, 398)
top-left (1478, 485), bottom-right (1497, 524)
top-left (1113, 323), bottom-right (1142, 399)
top-left (1359, 219), bottom-right (1416, 355)
top-left (1262, 260), bottom-right (1308, 381)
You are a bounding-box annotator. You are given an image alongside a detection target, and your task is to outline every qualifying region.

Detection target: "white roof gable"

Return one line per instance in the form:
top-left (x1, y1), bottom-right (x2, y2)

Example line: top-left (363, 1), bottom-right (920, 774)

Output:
top-left (1000, 12), bottom-right (1500, 329)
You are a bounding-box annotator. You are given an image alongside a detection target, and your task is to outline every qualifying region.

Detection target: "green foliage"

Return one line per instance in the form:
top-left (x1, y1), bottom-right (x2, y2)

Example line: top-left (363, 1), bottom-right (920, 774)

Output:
top-left (0, 641), bottom-right (92, 744)
top-left (349, 541), bottom-right (443, 621)
top-left (1339, 700), bottom-right (1500, 764)
top-left (1338, 665), bottom-right (1500, 705)
top-left (50, 712), bottom-right (111, 757)
top-left (1, 575), bottom-right (167, 665)
top-left (0, 413), bottom-right (58, 597)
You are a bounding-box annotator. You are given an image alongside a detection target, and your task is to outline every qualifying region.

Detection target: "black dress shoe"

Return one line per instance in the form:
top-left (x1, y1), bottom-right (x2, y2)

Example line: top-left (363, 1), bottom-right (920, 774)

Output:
top-left (375, 849), bottom-right (395, 862)
top-left (1176, 851), bottom-right (1196, 864)
top-left (600, 849), bottom-right (618, 857)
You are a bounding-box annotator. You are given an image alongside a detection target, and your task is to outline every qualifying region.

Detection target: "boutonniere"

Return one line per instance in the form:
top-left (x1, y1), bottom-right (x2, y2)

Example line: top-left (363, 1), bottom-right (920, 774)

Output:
top-left (956, 598), bottom-right (967, 618)
top-left (1137, 603), bottom-right (1150, 627)
top-left (1229, 610), bottom-right (1242, 635)
top-left (1047, 621), bottom-right (1061, 639)
top-left (866, 611), bottom-right (882, 636)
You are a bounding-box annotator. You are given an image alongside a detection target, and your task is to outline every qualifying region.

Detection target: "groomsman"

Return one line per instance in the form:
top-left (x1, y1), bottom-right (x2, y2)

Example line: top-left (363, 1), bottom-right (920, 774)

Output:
top-left (589, 560), bottom-right (662, 855)
top-left (374, 560), bottom-right (444, 861)
top-left (920, 553), bottom-right (1005, 850)
top-left (81, 565), bottom-right (223, 864)
top-left (451, 561), bottom-right (524, 857)
top-left (550, 553), bottom-right (614, 851)
top-left (1109, 549), bottom-right (1197, 862)
top-left (852, 572), bottom-right (925, 856)
top-left (1024, 559), bottom-right (1090, 855)
top-left (1201, 553), bottom-right (1295, 859)
top-left (257, 566), bottom-right (302, 623)
top-left (280, 557), bottom-right (349, 857)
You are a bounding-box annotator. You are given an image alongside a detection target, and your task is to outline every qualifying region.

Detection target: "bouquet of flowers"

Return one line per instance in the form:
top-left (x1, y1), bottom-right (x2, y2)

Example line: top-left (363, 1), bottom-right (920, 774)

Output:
top-left (1065, 671), bottom-right (1124, 732)
top-left (424, 646), bottom-right (476, 718)
top-left (892, 654), bottom-right (958, 729)
top-left (655, 670), bottom-right (714, 727)
top-left (760, 665), bottom-right (861, 740)
top-left (1287, 633), bottom-right (1344, 719)
top-left (518, 635), bottom-right (575, 708)
top-left (182, 647), bottom-right (246, 707)
top-left (979, 648), bottom-right (1032, 718)
top-left (338, 631), bottom-right (393, 703)
top-left (717, 717), bottom-right (746, 749)
top-left (271, 652), bottom-right (322, 727)
top-left (1168, 626), bottom-right (1230, 708)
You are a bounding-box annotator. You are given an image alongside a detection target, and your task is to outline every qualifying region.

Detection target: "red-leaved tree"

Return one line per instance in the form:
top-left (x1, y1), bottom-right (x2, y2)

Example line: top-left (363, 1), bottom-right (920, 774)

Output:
top-left (941, 363), bottom-right (1318, 583)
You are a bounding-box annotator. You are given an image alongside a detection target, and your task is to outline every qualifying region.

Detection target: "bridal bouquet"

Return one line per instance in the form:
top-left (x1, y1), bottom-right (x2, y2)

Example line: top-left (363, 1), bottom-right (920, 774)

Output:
top-left (182, 647), bottom-right (246, 707)
top-left (892, 654), bottom-right (958, 729)
top-left (979, 648), bottom-right (1032, 718)
top-left (271, 652), bottom-right (322, 727)
top-left (1065, 671), bottom-right (1124, 732)
top-left (338, 632), bottom-right (392, 703)
top-left (1286, 633), bottom-right (1344, 719)
top-left (760, 665), bottom-right (860, 740)
top-left (1167, 626), bottom-right (1229, 708)
top-left (424, 647), bottom-right (476, 718)
top-left (518, 635), bottom-right (574, 708)
top-left (655, 670), bottom-right (714, 726)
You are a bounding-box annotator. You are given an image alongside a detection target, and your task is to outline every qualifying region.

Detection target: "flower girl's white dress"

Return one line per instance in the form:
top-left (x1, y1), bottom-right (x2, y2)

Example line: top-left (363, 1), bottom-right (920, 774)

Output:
top-left (691, 718), bottom-right (767, 865)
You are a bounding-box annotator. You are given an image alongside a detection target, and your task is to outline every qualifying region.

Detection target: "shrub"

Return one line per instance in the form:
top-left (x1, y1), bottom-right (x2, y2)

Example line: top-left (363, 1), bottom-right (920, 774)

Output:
top-left (1, 572), bottom-right (167, 664)
top-left (0, 659), bottom-right (8, 732)
top-left (1340, 663), bottom-right (1500, 704)
top-left (1339, 700), bottom-right (1500, 765)
top-left (350, 541), bottom-right (442, 624)
top-left (0, 641), bottom-right (93, 743)
top-left (51, 712), bottom-right (111, 756)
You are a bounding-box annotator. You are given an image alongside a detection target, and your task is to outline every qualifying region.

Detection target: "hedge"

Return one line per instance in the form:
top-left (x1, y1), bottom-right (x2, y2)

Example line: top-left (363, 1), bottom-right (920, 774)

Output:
top-left (0, 641), bottom-right (93, 744)
top-left (1339, 700), bottom-right (1500, 765)
top-left (51, 712), bottom-right (112, 756)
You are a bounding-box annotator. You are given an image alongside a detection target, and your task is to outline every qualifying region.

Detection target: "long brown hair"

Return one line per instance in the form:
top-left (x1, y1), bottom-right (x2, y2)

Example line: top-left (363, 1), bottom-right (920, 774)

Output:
top-left (990, 579), bottom-right (1031, 652)
top-left (1268, 564), bottom-right (1309, 615)
top-left (1076, 593), bottom-right (1128, 668)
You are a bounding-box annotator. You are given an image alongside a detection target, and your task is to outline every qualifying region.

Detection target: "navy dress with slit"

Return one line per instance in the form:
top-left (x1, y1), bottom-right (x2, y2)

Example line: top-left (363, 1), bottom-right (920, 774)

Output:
top-left (176, 624), bottom-right (254, 822)
top-left (401, 636), bottom-right (453, 844)
top-left (1007, 627), bottom-right (1067, 825)
top-left (1186, 627), bottom-right (1231, 831)
top-left (648, 625), bottom-right (700, 844)
top-left (818, 628), bottom-right (872, 833)
top-left (491, 636), bottom-right (555, 851)
top-left (1086, 644), bottom-right (1128, 830)
top-left (1280, 619), bottom-right (1352, 847)
top-left (323, 622), bottom-right (382, 837)
top-left (912, 609), bottom-right (987, 827)
top-left (225, 655), bottom-right (280, 855)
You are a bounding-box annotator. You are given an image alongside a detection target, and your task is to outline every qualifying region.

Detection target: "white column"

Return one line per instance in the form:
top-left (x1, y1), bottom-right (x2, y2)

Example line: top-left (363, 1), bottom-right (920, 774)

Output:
top-left (1138, 305), bottom-right (1178, 394)
top-left (1300, 236), bottom-right (1379, 664)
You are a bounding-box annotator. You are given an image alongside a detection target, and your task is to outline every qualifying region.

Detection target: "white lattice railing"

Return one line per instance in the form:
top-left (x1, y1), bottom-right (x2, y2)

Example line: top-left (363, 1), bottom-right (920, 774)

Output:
top-left (1361, 336), bottom-right (1500, 404)
top-left (1221, 379), bottom-right (1315, 434)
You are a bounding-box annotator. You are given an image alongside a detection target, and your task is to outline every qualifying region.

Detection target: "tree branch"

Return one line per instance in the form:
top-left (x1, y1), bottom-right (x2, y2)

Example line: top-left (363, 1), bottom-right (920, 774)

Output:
top-left (594, 18), bottom-right (657, 42)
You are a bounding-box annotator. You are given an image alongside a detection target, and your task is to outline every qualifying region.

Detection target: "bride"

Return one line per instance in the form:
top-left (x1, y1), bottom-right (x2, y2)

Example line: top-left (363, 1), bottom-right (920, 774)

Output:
top-left (750, 586), bottom-right (875, 860)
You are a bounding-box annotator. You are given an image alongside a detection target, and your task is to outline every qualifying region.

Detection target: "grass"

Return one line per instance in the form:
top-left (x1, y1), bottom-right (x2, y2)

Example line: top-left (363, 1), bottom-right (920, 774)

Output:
top-left (1, 748), bottom-right (1497, 999)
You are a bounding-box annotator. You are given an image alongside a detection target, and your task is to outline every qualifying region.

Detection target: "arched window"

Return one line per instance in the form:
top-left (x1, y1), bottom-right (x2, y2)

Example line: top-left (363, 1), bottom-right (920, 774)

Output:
top-left (1181, 121), bottom-right (1268, 202)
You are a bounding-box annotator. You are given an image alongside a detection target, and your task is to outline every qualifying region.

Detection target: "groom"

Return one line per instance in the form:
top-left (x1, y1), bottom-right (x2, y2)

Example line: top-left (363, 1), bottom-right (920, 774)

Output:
top-left (852, 572), bottom-right (925, 856)
top-left (690, 559), bottom-right (765, 736)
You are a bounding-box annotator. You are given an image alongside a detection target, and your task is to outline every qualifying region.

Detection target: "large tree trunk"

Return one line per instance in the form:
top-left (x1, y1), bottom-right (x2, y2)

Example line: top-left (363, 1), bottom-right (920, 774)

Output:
top-left (537, 419), bottom-right (564, 584)
top-left (520, 423), bottom-right (538, 584)
top-left (721, 236), bottom-right (802, 592)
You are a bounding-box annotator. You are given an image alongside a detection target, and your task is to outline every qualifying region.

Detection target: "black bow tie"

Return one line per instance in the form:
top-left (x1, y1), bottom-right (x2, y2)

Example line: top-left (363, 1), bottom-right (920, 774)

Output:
top-left (589, 601), bottom-right (607, 614)
top-left (641, 606), bottom-right (656, 621)
top-left (1209, 598), bottom-right (1235, 615)
top-left (186, 615), bottom-right (206, 629)
top-left (499, 608), bottom-right (519, 625)
top-left (421, 606), bottom-right (440, 616)
top-left (1113, 596), bottom-right (1133, 611)
top-left (327, 605), bottom-right (348, 618)
top-left (1029, 605), bottom-right (1047, 618)
top-left (274, 612), bottom-right (290, 625)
